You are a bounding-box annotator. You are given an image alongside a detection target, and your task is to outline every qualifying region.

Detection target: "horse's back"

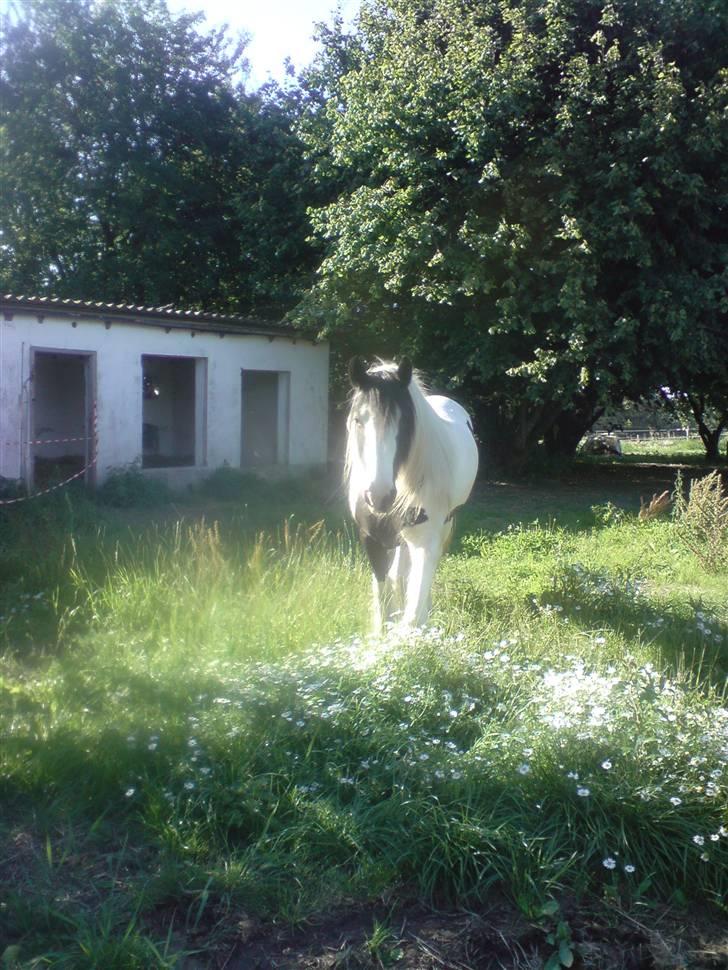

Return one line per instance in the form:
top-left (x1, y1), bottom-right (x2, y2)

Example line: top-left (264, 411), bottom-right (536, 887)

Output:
top-left (426, 395), bottom-right (472, 427)
top-left (425, 394), bottom-right (478, 507)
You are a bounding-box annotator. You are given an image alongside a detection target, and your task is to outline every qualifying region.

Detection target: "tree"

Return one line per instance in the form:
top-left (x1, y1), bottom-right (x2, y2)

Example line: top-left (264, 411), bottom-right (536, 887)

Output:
top-left (662, 378), bottom-right (728, 464)
top-left (297, 0), bottom-right (728, 471)
top-left (0, 0), bottom-right (316, 317)
top-left (682, 393), bottom-right (728, 462)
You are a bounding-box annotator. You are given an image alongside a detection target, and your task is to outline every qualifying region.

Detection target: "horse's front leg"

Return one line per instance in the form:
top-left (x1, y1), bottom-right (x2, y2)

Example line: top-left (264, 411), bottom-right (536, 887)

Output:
top-left (401, 520), bottom-right (449, 627)
top-left (363, 535), bottom-right (396, 632)
top-left (388, 542), bottom-right (409, 622)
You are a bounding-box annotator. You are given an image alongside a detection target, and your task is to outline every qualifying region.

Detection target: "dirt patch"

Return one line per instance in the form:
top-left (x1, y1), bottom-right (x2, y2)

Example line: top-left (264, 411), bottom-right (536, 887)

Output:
top-left (174, 898), bottom-right (728, 970)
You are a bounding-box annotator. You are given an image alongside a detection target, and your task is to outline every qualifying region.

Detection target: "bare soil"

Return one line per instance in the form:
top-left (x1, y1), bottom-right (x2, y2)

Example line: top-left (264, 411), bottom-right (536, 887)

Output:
top-left (175, 897), bottom-right (728, 970)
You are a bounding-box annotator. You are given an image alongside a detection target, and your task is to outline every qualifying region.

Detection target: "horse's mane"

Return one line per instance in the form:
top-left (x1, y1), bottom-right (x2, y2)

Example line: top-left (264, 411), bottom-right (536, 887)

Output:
top-left (345, 360), bottom-right (457, 518)
top-left (392, 368), bottom-right (455, 517)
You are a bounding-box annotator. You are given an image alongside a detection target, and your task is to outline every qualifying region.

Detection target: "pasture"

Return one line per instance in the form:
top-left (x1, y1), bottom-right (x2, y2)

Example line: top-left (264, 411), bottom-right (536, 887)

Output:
top-left (1, 455), bottom-right (727, 968)
top-left (619, 436), bottom-right (728, 463)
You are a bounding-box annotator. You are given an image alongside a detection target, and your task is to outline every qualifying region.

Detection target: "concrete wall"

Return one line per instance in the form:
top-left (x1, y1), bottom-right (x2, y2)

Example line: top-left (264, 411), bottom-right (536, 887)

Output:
top-left (0, 309), bottom-right (329, 488)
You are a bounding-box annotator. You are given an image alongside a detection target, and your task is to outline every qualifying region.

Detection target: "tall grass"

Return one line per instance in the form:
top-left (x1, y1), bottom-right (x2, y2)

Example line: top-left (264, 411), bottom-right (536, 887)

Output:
top-left (64, 517), bottom-right (367, 664)
top-left (1, 478), bottom-right (726, 965)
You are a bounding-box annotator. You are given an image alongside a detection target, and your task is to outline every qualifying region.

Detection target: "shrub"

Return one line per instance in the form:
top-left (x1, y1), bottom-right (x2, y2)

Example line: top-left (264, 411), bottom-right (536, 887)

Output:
top-left (673, 471), bottom-right (728, 571)
top-left (195, 466), bottom-right (269, 502)
top-left (0, 476), bottom-right (25, 501)
top-left (96, 465), bottom-right (172, 508)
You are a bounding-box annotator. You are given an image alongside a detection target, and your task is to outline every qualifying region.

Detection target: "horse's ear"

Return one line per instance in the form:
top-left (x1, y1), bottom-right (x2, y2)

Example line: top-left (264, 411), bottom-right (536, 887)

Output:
top-left (397, 357), bottom-right (413, 387)
top-left (349, 356), bottom-right (369, 389)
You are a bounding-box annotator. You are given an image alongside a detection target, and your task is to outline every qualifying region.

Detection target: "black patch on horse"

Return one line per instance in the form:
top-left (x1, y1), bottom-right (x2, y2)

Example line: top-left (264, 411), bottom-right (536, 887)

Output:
top-left (355, 498), bottom-right (431, 580)
top-left (350, 367), bottom-right (416, 477)
top-left (354, 497), bottom-right (401, 582)
top-left (363, 535), bottom-right (396, 583)
top-left (355, 497), bottom-right (401, 548)
top-left (403, 506), bottom-right (428, 527)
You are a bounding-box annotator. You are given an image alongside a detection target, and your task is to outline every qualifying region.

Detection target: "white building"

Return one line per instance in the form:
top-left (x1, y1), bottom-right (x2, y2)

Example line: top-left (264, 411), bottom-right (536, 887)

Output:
top-left (0, 296), bottom-right (329, 491)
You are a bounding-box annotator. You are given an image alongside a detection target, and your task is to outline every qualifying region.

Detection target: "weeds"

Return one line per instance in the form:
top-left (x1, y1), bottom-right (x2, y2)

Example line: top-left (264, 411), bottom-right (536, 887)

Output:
top-left (639, 490), bottom-right (671, 521)
top-left (1, 472), bottom-right (727, 964)
top-left (674, 470), bottom-right (728, 571)
top-left (364, 919), bottom-right (404, 967)
top-left (96, 464), bottom-right (172, 508)
top-left (537, 901), bottom-right (575, 970)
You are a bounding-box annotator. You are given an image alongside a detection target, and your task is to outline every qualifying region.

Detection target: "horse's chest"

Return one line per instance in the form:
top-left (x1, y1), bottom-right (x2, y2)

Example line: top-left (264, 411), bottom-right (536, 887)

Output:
top-left (354, 499), bottom-right (428, 549)
top-left (355, 499), bottom-right (401, 549)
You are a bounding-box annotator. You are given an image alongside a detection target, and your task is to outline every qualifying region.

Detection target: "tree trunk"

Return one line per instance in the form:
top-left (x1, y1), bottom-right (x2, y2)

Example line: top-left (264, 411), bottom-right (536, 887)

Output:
top-left (473, 399), bottom-right (564, 476)
top-left (687, 394), bottom-right (726, 463)
top-left (700, 426), bottom-right (724, 463)
top-left (543, 406), bottom-right (604, 458)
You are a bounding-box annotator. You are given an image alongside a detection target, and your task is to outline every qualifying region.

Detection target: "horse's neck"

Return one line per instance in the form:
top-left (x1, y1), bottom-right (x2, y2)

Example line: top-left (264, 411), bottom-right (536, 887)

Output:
top-left (397, 392), bottom-right (454, 516)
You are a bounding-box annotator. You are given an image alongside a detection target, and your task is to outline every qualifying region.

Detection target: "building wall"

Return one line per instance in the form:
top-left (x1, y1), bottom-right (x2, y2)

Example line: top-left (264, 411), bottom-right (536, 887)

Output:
top-left (0, 309), bottom-right (329, 487)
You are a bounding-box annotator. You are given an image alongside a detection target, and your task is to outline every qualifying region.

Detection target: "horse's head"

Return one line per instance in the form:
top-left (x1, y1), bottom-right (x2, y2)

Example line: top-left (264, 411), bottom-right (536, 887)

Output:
top-left (347, 357), bottom-right (414, 513)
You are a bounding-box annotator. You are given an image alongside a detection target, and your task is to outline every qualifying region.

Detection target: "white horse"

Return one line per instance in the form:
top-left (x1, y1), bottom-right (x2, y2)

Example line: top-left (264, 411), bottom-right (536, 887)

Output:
top-left (345, 357), bottom-right (479, 630)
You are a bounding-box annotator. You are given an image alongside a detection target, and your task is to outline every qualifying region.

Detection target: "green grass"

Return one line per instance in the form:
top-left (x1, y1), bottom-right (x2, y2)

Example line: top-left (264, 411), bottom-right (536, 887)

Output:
top-left (1, 464), bottom-right (727, 966)
top-left (613, 435), bottom-right (727, 464)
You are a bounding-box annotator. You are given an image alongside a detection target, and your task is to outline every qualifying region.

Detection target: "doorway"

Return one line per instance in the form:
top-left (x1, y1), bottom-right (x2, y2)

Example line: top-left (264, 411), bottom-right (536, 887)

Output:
top-left (30, 350), bottom-right (95, 490)
top-left (241, 370), bottom-right (290, 467)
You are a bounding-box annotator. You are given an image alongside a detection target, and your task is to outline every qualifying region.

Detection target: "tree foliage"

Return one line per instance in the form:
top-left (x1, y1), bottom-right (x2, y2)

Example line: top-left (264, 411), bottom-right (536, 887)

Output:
top-left (298, 0), bottom-right (728, 468)
top-left (2, 0), bottom-right (725, 464)
top-left (0, 0), bottom-right (315, 316)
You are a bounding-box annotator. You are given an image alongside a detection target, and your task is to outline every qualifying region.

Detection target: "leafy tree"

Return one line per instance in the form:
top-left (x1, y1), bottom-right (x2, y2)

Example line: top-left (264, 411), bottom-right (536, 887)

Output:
top-left (663, 387), bottom-right (728, 463)
top-left (683, 394), bottom-right (728, 463)
top-left (298, 0), bottom-right (728, 470)
top-left (0, 0), bottom-right (315, 316)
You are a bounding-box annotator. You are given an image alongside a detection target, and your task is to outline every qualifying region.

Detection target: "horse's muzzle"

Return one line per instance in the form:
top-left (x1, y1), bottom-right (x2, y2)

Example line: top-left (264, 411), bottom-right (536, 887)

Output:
top-left (365, 487), bottom-right (397, 513)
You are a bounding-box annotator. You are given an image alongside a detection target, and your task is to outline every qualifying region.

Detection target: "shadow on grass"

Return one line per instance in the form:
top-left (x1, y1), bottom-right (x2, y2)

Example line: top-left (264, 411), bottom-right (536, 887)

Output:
top-left (456, 463), bottom-right (689, 541)
top-left (538, 563), bottom-right (728, 684)
top-left (0, 652), bottom-right (527, 942)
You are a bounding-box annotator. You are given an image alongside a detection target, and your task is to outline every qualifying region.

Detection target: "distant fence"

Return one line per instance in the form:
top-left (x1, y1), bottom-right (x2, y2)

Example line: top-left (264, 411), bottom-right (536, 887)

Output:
top-left (616, 428), bottom-right (695, 440)
top-left (605, 428), bottom-right (728, 443)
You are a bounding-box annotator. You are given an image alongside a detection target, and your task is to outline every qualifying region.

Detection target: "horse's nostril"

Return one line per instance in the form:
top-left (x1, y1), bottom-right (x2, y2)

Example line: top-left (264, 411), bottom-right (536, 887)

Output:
top-left (371, 488), bottom-right (396, 512)
top-left (380, 488), bottom-right (396, 512)
top-left (365, 488), bottom-right (395, 512)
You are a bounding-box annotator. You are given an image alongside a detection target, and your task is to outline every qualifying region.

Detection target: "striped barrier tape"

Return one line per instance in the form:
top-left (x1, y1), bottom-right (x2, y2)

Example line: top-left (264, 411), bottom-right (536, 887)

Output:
top-left (0, 457), bottom-right (97, 505)
top-left (3, 436), bottom-right (92, 446)
top-left (28, 435), bottom-right (92, 446)
top-left (0, 403), bottom-right (98, 507)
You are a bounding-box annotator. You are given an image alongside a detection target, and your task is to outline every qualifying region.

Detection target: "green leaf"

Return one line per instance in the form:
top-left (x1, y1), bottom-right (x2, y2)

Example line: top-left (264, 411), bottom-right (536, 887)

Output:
top-left (2, 946), bottom-right (23, 968)
top-left (540, 899), bottom-right (560, 918)
top-left (636, 875), bottom-right (654, 896)
top-left (559, 941), bottom-right (575, 967)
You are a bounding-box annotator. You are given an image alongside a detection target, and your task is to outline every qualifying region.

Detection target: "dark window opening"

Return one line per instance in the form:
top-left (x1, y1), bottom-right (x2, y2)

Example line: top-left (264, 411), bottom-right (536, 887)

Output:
top-left (142, 356), bottom-right (197, 468)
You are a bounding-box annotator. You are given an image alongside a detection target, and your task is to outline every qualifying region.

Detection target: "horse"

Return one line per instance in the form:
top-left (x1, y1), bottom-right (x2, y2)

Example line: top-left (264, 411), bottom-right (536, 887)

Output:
top-left (345, 357), bottom-right (479, 631)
